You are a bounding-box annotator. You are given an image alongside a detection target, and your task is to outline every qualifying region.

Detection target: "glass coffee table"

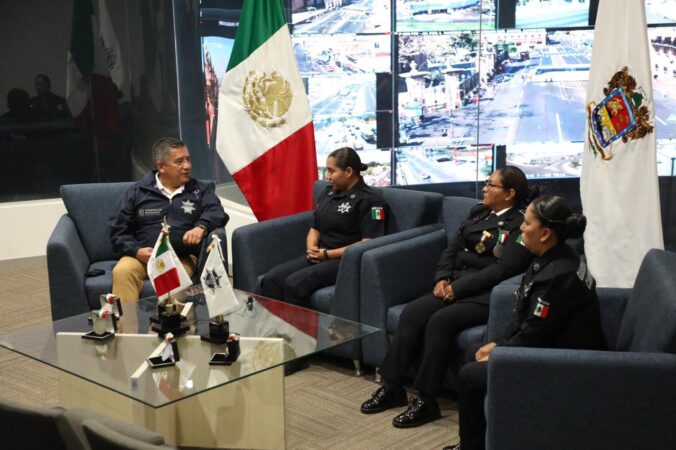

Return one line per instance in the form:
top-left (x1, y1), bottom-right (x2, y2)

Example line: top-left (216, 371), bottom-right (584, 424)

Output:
top-left (0, 286), bottom-right (378, 449)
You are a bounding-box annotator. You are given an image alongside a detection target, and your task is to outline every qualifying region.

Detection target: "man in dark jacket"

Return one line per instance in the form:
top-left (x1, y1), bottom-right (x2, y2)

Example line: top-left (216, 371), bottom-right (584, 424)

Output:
top-left (109, 137), bottom-right (228, 301)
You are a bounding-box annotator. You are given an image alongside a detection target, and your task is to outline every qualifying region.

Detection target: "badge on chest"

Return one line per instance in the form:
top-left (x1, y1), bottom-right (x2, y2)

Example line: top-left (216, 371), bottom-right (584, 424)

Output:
top-left (337, 202), bottom-right (352, 214)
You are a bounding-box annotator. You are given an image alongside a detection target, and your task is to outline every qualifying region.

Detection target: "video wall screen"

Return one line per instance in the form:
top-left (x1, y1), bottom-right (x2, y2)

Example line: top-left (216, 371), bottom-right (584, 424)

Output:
top-left (293, 33), bottom-right (391, 75)
top-left (646, 1), bottom-right (676, 25)
top-left (291, 0), bottom-right (391, 35)
top-left (308, 74), bottom-right (378, 154)
top-left (657, 140), bottom-right (676, 176)
top-left (397, 31), bottom-right (482, 148)
top-left (395, 144), bottom-right (494, 184)
top-left (198, 0), bottom-right (676, 188)
top-left (506, 141), bottom-right (583, 179)
top-left (318, 149), bottom-right (392, 186)
top-left (514, 0), bottom-right (589, 29)
top-left (396, 0), bottom-right (496, 32)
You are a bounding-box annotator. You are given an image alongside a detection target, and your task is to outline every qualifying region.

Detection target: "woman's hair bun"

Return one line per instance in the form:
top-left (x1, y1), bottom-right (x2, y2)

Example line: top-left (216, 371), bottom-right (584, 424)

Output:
top-left (360, 163), bottom-right (368, 172)
top-left (564, 213), bottom-right (586, 239)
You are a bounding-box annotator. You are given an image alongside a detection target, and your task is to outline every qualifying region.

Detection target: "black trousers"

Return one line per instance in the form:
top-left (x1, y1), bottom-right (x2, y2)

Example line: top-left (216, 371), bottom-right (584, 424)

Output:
top-left (457, 360), bottom-right (488, 450)
top-left (260, 255), bottom-right (340, 307)
top-left (378, 292), bottom-right (489, 398)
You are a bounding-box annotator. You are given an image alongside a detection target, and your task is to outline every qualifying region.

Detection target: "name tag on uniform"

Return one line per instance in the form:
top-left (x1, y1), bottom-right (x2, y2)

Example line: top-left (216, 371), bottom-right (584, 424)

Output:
top-left (138, 208), bottom-right (163, 217)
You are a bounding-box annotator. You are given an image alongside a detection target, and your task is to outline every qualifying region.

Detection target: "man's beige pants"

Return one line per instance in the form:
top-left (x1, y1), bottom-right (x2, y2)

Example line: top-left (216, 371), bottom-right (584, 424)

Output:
top-left (112, 255), bottom-right (197, 301)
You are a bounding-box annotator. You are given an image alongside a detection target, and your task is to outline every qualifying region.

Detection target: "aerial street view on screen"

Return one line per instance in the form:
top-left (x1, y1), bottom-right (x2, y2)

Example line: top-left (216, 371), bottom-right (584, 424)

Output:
top-left (197, 0), bottom-right (676, 186)
top-left (292, 0), bottom-right (391, 34)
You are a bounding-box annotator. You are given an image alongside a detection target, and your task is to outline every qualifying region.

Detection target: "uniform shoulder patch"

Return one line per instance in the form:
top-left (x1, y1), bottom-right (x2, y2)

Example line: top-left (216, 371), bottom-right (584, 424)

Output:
top-left (576, 261), bottom-right (595, 290)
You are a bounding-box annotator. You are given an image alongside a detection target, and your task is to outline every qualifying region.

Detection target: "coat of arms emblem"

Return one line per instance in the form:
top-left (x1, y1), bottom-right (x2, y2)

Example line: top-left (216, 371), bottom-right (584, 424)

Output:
top-left (586, 66), bottom-right (654, 160)
top-left (242, 70), bottom-right (293, 128)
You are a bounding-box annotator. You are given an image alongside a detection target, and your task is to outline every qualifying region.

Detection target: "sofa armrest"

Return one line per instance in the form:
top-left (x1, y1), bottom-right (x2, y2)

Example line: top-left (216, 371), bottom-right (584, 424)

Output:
top-left (331, 223), bottom-right (443, 322)
top-left (487, 347), bottom-right (676, 450)
top-left (360, 228), bottom-right (447, 367)
top-left (486, 283), bottom-right (517, 343)
top-left (231, 211), bottom-right (312, 291)
top-left (47, 215), bottom-right (90, 321)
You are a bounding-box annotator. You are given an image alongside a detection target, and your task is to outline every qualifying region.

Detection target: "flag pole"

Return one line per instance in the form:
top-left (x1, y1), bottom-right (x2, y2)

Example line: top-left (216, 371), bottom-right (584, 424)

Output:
top-left (87, 75), bottom-right (103, 182)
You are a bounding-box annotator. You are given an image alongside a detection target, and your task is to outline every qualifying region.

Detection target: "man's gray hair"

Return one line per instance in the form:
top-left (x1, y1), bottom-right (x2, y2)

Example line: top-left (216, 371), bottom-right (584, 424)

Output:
top-left (152, 137), bottom-right (186, 164)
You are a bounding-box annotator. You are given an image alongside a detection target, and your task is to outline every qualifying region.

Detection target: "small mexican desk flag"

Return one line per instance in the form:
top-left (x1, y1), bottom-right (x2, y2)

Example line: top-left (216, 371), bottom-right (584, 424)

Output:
top-left (147, 228), bottom-right (191, 299)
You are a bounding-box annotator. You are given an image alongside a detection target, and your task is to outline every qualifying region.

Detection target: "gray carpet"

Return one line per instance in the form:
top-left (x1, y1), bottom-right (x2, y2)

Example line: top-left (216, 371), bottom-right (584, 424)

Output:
top-left (0, 265), bottom-right (460, 449)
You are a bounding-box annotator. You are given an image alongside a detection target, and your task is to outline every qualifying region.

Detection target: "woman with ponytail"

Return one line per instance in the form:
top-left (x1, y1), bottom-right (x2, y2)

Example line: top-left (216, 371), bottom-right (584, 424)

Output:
top-left (448, 195), bottom-right (605, 450)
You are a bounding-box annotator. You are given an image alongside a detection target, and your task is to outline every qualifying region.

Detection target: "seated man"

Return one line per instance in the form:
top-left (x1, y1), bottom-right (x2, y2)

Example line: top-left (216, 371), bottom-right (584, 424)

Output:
top-left (109, 137), bottom-right (228, 301)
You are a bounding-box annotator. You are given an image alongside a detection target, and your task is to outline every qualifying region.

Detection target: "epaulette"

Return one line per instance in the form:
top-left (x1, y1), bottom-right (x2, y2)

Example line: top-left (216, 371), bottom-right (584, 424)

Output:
top-left (576, 260), bottom-right (595, 290)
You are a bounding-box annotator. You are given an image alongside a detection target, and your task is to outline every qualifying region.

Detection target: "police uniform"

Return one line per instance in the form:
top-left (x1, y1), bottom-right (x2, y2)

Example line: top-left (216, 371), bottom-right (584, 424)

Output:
top-left (28, 92), bottom-right (70, 121)
top-left (379, 203), bottom-right (532, 399)
top-left (456, 243), bottom-right (605, 450)
top-left (260, 178), bottom-right (386, 307)
top-left (109, 171), bottom-right (228, 300)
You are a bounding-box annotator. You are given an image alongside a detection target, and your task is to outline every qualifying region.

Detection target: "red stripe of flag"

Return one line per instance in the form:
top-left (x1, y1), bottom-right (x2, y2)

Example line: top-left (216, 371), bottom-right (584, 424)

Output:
top-left (154, 268), bottom-right (180, 297)
top-left (233, 122), bottom-right (317, 221)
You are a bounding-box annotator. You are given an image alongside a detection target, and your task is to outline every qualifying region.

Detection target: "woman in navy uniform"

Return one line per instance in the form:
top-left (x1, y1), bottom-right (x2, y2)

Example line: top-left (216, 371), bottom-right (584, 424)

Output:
top-left (361, 166), bottom-right (536, 428)
top-left (260, 147), bottom-right (386, 307)
top-left (445, 195), bottom-right (605, 450)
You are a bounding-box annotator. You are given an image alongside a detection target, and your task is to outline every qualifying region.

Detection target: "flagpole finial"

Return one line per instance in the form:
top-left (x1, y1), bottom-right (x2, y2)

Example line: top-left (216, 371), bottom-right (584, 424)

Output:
top-left (161, 216), bottom-right (170, 235)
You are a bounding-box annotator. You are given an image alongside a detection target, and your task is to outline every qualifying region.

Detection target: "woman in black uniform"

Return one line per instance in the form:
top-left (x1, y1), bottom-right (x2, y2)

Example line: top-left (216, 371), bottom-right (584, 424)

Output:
top-left (260, 147), bottom-right (386, 307)
top-left (361, 166), bottom-right (535, 428)
top-left (445, 195), bottom-right (605, 450)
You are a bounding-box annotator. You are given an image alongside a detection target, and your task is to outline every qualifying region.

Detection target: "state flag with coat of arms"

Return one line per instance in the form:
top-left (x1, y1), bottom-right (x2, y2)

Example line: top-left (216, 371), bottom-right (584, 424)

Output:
top-left (200, 235), bottom-right (240, 318)
top-left (580, 0), bottom-right (664, 288)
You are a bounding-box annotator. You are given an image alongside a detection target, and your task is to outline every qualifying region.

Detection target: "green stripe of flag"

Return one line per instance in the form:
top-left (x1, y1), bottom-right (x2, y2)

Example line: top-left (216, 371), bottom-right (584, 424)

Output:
top-left (69, 0), bottom-right (95, 77)
top-left (156, 235), bottom-right (170, 256)
top-left (226, 0), bottom-right (287, 72)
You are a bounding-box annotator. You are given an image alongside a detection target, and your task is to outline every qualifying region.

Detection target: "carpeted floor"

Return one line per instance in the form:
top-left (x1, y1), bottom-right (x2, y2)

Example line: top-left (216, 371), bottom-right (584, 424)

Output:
top-left (0, 265), bottom-right (460, 449)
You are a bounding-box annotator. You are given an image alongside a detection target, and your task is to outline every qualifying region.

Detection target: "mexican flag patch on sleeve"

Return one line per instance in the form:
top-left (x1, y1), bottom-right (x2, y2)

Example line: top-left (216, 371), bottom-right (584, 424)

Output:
top-left (533, 297), bottom-right (550, 319)
top-left (371, 206), bottom-right (385, 220)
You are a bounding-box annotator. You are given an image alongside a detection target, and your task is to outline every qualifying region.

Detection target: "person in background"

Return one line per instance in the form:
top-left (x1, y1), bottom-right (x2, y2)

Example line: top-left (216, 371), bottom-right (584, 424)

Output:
top-left (361, 166), bottom-right (536, 429)
top-left (444, 195), bottom-right (605, 450)
top-left (28, 74), bottom-right (70, 121)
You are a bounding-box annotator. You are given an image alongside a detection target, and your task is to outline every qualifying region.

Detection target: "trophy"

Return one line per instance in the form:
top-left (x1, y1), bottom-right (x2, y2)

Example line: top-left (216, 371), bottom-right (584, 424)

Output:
top-left (82, 294), bottom-right (123, 341)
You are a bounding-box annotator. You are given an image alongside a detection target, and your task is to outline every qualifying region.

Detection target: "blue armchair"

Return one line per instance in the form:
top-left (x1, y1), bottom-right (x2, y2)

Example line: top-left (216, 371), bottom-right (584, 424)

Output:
top-left (232, 181), bottom-right (444, 368)
top-left (486, 248), bottom-right (676, 450)
top-left (47, 182), bottom-right (226, 321)
top-left (360, 196), bottom-right (489, 390)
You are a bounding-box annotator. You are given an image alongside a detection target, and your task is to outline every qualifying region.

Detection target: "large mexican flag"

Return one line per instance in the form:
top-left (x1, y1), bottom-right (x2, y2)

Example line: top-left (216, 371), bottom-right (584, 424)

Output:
top-left (215, 0), bottom-right (317, 221)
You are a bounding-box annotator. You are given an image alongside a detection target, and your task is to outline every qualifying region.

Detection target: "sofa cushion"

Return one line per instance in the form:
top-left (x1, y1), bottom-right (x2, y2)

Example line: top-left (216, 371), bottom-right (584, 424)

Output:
top-left (61, 183), bottom-right (135, 263)
top-left (441, 196), bottom-right (478, 242)
top-left (616, 249), bottom-right (676, 352)
top-left (310, 286), bottom-right (334, 313)
top-left (383, 188), bottom-right (442, 234)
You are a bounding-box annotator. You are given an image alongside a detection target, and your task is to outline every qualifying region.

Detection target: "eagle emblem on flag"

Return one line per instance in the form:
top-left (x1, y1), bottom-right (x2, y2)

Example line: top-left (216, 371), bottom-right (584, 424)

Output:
top-left (242, 70), bottom-right (293, 128)
top-left (586, 66), bottom-right (654, 160)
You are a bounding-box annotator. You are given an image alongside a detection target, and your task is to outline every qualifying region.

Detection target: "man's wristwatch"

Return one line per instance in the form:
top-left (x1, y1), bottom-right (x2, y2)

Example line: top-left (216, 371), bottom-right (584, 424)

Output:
top-left (323, 249), bottom-right (329, 260)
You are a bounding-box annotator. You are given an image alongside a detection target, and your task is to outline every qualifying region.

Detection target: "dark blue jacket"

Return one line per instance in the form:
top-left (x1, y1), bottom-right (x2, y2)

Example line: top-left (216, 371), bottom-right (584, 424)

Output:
top-left (109, 172), bottom-right (228, 258)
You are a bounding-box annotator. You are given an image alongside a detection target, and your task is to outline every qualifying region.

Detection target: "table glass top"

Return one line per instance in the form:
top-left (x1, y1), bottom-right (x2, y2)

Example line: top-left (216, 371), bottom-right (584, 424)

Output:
top-left (0, 286), bottom-right (378, 408)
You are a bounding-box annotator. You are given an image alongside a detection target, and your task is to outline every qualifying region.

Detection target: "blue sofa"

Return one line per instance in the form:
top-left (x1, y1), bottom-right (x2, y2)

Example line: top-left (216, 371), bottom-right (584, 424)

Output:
top-left (360, 196), bottom-right (490, 389)
top-left (231, 180), bottom-right (444, 368)
top-left (486, 248), bottom-right (676, 450)
top-left (47, 182), bottom-right (226, 321)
